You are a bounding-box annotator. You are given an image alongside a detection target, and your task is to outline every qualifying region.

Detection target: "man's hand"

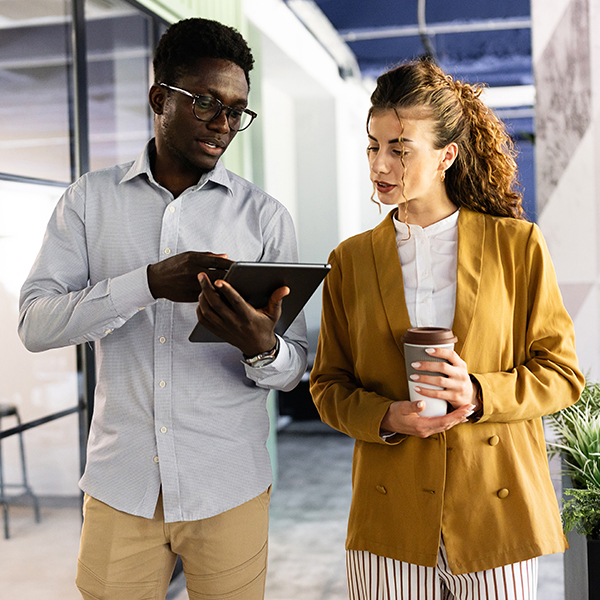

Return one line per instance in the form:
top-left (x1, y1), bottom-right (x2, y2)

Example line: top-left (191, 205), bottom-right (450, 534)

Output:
top-left (147, 251), bottom-right (233, 302)
top-left (381, 399), bottom-right (475, 438)
top-left (196, 272), bottom-right (290, 356)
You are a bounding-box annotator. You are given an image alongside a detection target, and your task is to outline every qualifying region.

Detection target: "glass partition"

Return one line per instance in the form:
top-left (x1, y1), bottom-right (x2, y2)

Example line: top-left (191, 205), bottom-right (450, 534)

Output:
top-left (0, 0), bottom-right (73, 183)
top-left (0, 178), bottom-right (79, 498)
top-left (86, 0), bottom-right (156, 171)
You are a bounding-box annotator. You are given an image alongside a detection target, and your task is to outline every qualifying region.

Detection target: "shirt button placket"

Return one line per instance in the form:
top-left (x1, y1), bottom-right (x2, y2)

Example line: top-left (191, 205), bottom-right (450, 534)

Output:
top-left (153, 200), bottom-right (179, 494)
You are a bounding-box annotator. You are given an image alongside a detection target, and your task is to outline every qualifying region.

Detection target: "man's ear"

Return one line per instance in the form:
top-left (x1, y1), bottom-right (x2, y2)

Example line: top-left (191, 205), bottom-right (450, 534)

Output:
top-left (149, 84), bottom-right (166, 115)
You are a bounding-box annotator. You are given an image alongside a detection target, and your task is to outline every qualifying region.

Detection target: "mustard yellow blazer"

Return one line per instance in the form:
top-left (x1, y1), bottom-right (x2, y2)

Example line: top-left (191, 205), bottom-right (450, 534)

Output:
top-left (310, 208), bottom-right (584, 574)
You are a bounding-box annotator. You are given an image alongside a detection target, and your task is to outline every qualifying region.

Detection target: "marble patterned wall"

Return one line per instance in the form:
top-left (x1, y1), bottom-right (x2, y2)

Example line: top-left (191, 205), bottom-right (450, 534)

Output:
top-left (533, 0), bottom-right (600, 378)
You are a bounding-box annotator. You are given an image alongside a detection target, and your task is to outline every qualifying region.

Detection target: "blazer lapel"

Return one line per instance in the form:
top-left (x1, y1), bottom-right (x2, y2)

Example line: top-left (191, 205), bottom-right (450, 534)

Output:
top-left (452, 209), bottom-right (485, 356)
top-left (371, 212), bottom-right (412, 355)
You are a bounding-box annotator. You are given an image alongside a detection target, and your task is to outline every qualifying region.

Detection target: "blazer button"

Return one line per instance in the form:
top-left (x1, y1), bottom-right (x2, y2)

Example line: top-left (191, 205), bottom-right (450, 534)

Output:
top-left (488, 435), bottom-right (500, 446)
top-left (376, 485), bottom-right (387, 495)
top-left (497, 488), bottom-right (509, 499)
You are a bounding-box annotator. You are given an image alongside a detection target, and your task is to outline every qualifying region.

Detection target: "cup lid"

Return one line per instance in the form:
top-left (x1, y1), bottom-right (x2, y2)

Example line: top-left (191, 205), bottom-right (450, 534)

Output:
top-left (402, 327), bottom-right (458, 345)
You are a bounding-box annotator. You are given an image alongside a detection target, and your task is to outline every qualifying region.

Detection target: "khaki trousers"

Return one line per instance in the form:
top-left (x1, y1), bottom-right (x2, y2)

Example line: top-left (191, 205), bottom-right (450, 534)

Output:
top-left (76, 489), bottom-right (270, 600)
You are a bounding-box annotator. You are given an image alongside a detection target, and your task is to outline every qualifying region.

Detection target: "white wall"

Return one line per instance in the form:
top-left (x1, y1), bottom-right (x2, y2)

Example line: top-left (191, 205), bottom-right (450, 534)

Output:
top-left (533, 0), bottom-right (600, 379)
top-left (245, 0), bottom-right (374, 348)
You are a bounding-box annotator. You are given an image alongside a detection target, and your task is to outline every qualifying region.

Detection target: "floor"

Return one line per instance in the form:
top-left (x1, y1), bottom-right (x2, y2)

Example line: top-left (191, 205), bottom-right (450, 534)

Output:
top-left (0, 420), bottom-right (566, 600)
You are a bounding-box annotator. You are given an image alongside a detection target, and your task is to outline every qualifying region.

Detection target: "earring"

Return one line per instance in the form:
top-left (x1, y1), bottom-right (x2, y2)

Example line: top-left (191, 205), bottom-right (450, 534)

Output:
top-left (441, 170), bottom-right (446, 182)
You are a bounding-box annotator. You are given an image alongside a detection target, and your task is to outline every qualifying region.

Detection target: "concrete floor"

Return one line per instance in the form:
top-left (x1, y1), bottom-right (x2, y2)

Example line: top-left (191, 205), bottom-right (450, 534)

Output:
top-left (0, 420), bottom-right (566, 600)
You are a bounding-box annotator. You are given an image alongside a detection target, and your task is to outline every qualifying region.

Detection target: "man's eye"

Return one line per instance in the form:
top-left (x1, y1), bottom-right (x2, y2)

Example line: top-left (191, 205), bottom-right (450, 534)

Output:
top-left (195, 95), bottom-right (216, 110)
top-left (229, 108), bottom-right (245, 120)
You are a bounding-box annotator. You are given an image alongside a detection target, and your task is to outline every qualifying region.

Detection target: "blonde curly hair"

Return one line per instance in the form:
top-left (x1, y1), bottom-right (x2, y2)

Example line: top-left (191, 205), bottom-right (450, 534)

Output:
top-left (368, 59), bottom-right (525, 220)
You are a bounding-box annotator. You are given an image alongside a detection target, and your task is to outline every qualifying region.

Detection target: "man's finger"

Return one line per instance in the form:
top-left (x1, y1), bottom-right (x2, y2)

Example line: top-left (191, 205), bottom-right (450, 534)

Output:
top-left (264, 286), bottom-right (290, 317)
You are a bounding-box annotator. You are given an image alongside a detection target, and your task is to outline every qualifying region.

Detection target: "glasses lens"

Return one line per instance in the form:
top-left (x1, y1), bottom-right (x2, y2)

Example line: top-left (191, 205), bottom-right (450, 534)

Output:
top-left (233, 110), bottom-right (253, 131)
top-left (193, 95), bottom-right (254, 131)
top-left (193, 95), bottom-right (219, 121)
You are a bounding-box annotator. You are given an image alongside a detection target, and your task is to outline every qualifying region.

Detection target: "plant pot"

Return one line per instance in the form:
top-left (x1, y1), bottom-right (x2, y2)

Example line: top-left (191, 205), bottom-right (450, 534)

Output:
top-left (588, 538), bottom-right (600, 599)
top-left (564, 529), bottom-right (600, 599)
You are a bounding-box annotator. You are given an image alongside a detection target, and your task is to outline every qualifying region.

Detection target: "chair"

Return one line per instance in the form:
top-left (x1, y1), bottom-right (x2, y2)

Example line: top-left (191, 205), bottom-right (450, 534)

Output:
top-left (0, 403), bottom-right (41, 539)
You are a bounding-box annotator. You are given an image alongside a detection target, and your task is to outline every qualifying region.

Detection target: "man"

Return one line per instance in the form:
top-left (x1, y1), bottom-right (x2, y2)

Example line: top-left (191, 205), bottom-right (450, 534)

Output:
top-left (18, 18), bottom-right (307, 600)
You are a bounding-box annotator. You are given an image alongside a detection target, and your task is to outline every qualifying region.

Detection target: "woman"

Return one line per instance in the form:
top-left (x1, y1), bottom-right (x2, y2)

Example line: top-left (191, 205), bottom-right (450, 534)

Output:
top-left (309, 59), bottom-right (584, 599)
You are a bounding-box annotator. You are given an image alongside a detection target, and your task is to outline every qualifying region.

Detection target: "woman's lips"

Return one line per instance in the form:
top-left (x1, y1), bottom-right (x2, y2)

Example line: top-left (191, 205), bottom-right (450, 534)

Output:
top-left (375, 181), bottom-right (396, 194)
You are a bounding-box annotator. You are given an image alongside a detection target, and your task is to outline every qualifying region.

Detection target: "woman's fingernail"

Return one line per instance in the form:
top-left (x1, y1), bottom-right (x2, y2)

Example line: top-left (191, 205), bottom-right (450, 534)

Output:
top-left (411, 362), bottom-right (421, 368)
top-left (410, 374), bottom-right (420, 381)
top-left (414, 386), bottom-right (421, 392)
top-left (425, 348), bottom-right (436, 354)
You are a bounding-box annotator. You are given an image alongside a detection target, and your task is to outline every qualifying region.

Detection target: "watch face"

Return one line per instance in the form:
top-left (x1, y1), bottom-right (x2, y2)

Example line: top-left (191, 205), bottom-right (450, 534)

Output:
top-left (250, 356), bottom-right (276, 368)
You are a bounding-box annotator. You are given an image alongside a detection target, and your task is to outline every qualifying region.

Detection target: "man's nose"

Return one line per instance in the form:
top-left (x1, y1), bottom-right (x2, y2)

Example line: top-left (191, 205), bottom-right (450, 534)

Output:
top-left (208, 109), bottom-right (230, 133)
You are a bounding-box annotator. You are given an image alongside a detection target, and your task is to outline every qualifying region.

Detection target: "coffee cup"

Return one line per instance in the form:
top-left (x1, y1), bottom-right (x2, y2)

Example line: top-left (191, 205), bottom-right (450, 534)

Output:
top-left (401, 327), bottom-right (458, 417)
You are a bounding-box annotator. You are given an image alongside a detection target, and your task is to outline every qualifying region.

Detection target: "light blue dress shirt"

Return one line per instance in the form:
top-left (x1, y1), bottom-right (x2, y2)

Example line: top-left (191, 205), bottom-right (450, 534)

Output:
top-left (18, 140), bottom-right (308, 522)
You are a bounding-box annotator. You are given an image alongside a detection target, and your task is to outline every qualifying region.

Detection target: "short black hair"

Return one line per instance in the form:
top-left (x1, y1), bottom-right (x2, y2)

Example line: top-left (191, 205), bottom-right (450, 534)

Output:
top-left (153, 18), bottom-right (254, 88)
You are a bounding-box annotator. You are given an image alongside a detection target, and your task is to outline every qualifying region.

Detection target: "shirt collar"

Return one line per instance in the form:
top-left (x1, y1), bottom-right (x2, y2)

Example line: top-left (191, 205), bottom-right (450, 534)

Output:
top-left (120, 138), bottom-right (234, 195)
top-left (393, 207), bottom-right (460, 239)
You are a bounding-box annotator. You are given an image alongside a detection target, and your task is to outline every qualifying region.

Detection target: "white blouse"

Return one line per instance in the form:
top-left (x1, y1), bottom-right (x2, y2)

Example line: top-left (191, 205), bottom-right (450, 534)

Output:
top-left (393, 209), bottom-right (459, 330)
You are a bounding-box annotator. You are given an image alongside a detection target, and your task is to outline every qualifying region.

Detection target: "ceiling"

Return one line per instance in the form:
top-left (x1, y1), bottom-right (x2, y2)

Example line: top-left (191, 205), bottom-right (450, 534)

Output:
top-left (286, 0), bottom-right (533, 88)
top-left (283, 0), bottom-right (537, 218)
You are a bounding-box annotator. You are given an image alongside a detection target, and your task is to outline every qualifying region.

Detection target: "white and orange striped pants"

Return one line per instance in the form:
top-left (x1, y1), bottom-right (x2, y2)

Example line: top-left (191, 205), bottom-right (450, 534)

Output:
top-left (347, 542), bottom-right (538, 600)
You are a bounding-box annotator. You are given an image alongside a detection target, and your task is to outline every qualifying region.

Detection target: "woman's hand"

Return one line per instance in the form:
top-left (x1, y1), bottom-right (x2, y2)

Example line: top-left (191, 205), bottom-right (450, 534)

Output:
top-left (380, 347), bottom-right (481, 438)
top-left (410, 347), bottom-right (480, 411)
top-left (381, 399), bottom-right (475, 438)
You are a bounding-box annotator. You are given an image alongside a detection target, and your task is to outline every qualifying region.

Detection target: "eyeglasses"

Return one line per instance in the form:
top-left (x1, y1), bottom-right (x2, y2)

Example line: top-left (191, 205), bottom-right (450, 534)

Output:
top-left (159, 83), bottom-right (257, 132)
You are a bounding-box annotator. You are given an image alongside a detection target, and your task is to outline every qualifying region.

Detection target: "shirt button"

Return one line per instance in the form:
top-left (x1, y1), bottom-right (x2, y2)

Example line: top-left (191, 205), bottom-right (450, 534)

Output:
top-left (159, 380), bottom-right (166, 388)
top-left (375, 485), bottom-right (387, 495)
top-left (164, 248), bottom-right (171, 255)
top-left (497, 488), bottom-right (510, 499)
top-left (153, 456), bottom-right (159, 463)
top-left (104, 329), bottom-right (112, 334)
top-left (169, 206), bottom-right (175, 213)
top-left (488, 435), bottom-right (500, 446)
top-left (160, 427), bottom-right (167, 434)
top-left (159, 336), bottom-right (166, 344)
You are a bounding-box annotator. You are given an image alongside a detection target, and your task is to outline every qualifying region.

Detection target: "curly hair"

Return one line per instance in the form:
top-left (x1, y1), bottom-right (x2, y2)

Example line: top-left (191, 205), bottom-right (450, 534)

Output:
top-left (369, 59), bottom-right (524, 219)
top-left (153, 18), bottom-right (254, 89)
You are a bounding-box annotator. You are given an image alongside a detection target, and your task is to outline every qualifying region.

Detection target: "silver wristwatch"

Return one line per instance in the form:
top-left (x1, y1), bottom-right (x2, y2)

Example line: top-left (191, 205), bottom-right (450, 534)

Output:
top-left (242, 338), bottom-right (280, 368)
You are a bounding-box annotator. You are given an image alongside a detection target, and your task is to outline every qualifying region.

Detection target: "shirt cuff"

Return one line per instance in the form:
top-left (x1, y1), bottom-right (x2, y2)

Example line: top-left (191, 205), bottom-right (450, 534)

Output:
top-left (109, 265), bottom-right (157, 319)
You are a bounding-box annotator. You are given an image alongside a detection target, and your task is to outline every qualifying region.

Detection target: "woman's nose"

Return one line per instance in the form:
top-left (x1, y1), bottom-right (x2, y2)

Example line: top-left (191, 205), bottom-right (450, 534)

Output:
top-left (371, 152), bottom-right (390, 174)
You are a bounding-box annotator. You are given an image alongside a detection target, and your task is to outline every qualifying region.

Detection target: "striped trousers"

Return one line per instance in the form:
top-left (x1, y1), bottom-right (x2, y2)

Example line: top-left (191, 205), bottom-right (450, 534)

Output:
top-left (346, 542), bottom-right (538, 600)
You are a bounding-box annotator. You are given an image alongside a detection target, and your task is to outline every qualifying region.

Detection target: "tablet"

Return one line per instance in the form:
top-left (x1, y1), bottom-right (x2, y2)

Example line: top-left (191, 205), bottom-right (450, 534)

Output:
top-left (189, 261), bottom-right (331, 343)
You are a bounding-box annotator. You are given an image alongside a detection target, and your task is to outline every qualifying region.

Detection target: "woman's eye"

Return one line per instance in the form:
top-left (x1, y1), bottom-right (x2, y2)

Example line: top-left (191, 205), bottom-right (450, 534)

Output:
top-left (366, 146), bottom-right (378, 153)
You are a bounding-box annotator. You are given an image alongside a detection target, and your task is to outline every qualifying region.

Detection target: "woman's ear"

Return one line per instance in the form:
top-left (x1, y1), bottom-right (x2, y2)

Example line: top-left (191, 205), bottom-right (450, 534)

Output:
top-left (438, 142), bottom-right (458, 181)
top-left (148, 84), bottom-right (166, 116)
top-left (442, 142), bottom-right (458, 170)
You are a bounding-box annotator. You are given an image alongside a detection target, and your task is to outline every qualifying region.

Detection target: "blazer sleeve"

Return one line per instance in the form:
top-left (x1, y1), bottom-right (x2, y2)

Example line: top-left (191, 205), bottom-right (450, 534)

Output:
top-left (471, 224), bottom-right (584, 422)
top-left (310, 251), bottom-right (405, 444)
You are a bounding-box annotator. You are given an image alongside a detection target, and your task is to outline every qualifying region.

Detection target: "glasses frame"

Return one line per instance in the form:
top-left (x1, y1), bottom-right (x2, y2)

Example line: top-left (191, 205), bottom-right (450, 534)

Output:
top-left (158, 83), bottom-right (257, 132)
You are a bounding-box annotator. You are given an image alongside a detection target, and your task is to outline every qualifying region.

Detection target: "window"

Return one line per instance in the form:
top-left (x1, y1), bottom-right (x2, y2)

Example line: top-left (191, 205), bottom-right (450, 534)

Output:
top-left (0, 0), bottom-right (73, 182)
top-left (86, 0), bottom-right (158, 171)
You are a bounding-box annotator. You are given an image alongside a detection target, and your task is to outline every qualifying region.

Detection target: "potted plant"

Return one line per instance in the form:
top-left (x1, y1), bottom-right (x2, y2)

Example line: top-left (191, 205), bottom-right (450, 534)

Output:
top-left (548, 380), bottom-right (600, 600)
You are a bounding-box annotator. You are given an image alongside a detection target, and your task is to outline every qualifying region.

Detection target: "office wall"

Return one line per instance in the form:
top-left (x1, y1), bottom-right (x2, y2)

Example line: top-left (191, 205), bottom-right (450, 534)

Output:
top-left (532, 0), bottom-right (600, 379)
